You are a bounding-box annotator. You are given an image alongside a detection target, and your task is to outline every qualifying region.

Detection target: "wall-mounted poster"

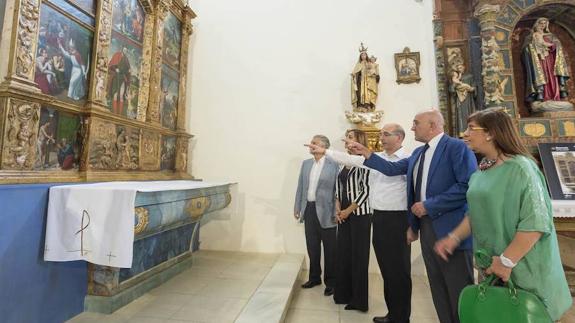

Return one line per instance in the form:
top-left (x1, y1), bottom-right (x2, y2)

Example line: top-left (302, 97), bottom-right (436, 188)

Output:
top-left (161, 136), bottom-right (176, 170)
top-left (35, 107), bottom-right (83, 170)
top-left (112, 0), bottom-right (145, 43)
top-left (538, 143), bottom-right (575, 200)
top-left (107, 36), bottom-right (143, 119)
top-left (37, 3), bottom-right (93, 104)
top-left (160, 66), bottom-right (179, 130)
top-left (162, 12), bottom-right (182, 69)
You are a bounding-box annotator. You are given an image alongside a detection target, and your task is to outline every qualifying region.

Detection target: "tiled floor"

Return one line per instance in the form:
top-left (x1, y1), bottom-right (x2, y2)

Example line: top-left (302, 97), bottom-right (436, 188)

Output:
top-left (68, 250), bottom-right (575, 323)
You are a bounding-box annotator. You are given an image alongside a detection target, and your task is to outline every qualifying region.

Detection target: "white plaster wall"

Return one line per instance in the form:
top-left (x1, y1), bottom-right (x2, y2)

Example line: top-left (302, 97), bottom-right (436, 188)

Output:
top-left (186, 0), bottom-right (438, 274)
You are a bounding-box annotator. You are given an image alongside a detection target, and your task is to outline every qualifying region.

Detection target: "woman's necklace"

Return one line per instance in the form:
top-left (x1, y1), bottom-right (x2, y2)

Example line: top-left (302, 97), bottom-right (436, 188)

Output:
top-left (479, 156), bottom-right (498, 171)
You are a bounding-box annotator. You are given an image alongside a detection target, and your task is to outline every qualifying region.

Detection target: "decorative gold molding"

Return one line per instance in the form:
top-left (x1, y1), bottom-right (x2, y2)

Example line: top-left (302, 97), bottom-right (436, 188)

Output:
top-left (90, 0), bottom-right (113, 106)
top-left (185, 196), bottom-right (210, 219)
top-left (137, 16), bottom-right (156, 122)
top-left (140, 130), bottom-right (161, 170)
top-left (1, 98), bottom-right (40, 169)
top-left (175, 136), bottom-right (188, 173)
top-left (134, 207), bottom-right (150, 234)
top-left (14, 0), bottom-right (40, 80)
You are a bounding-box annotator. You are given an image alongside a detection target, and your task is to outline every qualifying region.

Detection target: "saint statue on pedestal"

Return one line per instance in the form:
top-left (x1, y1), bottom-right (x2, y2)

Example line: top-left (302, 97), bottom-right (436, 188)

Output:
top-left (522, 17), bottom-right (572, 111)
top-left (449, 63), bottom-right (476, 137)
top-left (351, 43), bottom-right (379, 111)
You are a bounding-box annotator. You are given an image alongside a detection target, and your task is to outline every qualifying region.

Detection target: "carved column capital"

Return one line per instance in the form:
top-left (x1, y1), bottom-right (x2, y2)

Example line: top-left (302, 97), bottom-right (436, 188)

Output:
top-left (474, 4), bottom-right (500, 31)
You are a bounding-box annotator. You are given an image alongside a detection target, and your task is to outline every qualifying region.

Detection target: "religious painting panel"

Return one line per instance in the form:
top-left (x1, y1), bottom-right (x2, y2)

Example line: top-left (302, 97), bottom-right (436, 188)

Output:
top-left (160, 136), bottom-right (176, 170)
top-left (539, 143), bottom-right (575, 200)
top-left (37, 3), bottom-right (93, 104)
top-left (45, 0), bottom-right (95, 25)
top-left (111, 0), bottom-right (145, 43)
top-left (394, 47), bottom-right (421, 84)
top-left (162, 12), bottom-right (182, 70)
top-left (107, 34), bottom-right (143, 119)
top-left (160, 65), bottom-right (179, 130)
top-left (35, 107), bottom-right (83, 170)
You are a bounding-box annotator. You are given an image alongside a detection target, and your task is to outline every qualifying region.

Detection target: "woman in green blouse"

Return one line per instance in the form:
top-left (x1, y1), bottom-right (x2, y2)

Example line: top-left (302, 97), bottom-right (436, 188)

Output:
top-left (434, 108), bottom-right (572, 321)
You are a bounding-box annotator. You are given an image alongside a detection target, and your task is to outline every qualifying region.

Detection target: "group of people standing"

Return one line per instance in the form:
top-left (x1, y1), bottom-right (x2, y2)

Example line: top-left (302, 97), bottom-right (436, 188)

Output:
top-left (294, 108), bottom-right (572, 323)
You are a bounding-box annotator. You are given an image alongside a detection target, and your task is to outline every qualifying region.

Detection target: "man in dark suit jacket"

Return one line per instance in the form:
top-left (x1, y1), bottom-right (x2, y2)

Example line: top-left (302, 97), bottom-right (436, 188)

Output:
top-left (294, 135), bottom-right (339, 296)
top-left (347, 110), bottom-right (477, 323)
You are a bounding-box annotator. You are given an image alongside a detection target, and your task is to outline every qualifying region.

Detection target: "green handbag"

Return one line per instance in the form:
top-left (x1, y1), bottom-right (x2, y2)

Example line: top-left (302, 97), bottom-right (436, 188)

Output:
top-left (458, 250), bottom-right (553, 323)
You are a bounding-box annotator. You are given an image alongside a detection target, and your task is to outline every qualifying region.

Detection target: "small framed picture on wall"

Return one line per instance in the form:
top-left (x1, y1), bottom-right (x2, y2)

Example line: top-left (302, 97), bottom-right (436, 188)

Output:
top-left (394, 47), bottom-right (421, 84)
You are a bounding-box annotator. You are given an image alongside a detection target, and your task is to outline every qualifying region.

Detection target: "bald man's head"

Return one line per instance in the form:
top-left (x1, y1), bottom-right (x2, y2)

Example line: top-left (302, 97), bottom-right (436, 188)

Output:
top-left (411, 109), bottom-right (445, 143)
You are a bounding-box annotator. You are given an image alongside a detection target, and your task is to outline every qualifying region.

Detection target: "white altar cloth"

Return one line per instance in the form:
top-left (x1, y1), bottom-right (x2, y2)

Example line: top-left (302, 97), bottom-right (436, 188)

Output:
top-left (44, 181), bottom-right (228, 268)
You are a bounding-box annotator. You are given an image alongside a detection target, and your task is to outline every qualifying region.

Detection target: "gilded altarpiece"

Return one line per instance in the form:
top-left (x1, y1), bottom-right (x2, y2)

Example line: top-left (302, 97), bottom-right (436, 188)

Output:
top-left (0, 0), bottom-right (195, 183)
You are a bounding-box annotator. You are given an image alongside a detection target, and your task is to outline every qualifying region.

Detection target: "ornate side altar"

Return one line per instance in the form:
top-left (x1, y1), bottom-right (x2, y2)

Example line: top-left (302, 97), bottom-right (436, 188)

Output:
top-left (44, 181), bottom-right (232, 313)
top-left (0, 0), bottom-right (195, 184)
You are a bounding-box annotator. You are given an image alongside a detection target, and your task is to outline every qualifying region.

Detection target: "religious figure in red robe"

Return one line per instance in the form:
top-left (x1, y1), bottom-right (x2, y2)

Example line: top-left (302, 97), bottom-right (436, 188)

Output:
top-left (522, 17), bottom-right (570, 103)
top-left (107, 47), bottom-right (132, 115)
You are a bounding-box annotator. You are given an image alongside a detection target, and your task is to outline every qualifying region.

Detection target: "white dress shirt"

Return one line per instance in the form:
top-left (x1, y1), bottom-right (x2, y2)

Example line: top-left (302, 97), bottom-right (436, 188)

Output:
top-left (307, 156), bottom-right (325, 201)
top-left (326, 148), bottom-right (410, 211)
top-left (413, 133), bottom-right (444, 202)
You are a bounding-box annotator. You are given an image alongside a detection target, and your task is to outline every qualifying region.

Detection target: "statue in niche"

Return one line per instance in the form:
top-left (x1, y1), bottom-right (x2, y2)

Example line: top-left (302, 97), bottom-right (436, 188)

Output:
top-left (522, 17), bottom-right (572, 112)
top-left (351, 43), bottom-right (379, 111)
top-left (449, 62), bottom-right (477, 137)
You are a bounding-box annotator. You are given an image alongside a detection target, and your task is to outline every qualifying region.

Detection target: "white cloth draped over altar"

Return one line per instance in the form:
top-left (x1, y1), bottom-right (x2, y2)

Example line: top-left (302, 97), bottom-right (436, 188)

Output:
top-left (44, 181), bottom-right (229, 268)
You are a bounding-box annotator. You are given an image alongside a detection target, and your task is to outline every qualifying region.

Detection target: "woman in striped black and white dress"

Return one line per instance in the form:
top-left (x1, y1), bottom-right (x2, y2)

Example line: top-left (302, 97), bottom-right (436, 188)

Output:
top-left (333, 129), bottom-right (371, 312)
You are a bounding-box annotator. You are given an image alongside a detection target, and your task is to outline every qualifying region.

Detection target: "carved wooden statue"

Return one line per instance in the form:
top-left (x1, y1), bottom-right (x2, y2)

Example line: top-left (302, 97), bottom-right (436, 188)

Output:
top-left (522, 17), bottom-right (572, 112)
top-left (351, 43), bottom-right (379, 111)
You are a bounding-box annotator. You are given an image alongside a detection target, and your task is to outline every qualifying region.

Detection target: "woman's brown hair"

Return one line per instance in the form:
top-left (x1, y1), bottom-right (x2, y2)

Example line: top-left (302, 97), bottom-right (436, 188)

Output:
top-left (346, 129), bottom-right (368, 147)
top-left (467, 108), bottom-right (534, 160)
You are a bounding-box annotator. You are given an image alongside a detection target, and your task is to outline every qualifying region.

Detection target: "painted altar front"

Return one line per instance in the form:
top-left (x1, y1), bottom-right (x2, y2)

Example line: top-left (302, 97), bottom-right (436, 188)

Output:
top-left (44, 180), bottom-right (233, 313)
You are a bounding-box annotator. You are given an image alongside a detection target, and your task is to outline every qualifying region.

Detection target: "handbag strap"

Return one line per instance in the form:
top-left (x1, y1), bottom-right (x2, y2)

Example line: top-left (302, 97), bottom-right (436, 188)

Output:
top-left (475, 249), bottom-right (519, 303)
top-left (475, 249), bottom-right (492, 269)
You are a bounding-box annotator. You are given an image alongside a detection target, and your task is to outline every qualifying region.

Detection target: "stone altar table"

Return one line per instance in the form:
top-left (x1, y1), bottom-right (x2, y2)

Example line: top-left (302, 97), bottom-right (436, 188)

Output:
top-left (44, 180), bottom-right (232, 313)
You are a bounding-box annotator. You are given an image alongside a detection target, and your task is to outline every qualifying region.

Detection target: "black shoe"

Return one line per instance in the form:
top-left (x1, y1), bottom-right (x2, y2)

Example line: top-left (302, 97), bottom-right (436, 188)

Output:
top-left (301, 280), bottom-right (321, 289)
top-left (345, 304), bottom-right (368, 312)
top-left (373, 315), bottom-right (392, 323)
top-left (323, 287), bottom-right (334, 296)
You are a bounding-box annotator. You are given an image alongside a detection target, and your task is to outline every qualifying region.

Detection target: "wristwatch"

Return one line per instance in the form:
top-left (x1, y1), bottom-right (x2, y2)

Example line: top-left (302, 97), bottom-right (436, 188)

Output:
top-left (499, 254), bottom-right (517, 268)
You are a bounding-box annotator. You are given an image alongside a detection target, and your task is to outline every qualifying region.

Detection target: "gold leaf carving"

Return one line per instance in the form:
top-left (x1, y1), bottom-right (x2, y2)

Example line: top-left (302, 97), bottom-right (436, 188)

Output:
top-left (16, 0), bottom-right (40, 79)
top-left (94, 7), bottom-right (112, 103)
top-left (134, 207), bottom-right (149, 234)
top-left (140, 131), bottom-right (160, 170)
top-left (1, 100), bottom-right (40, 169)
top-left (186, 196), bottom-right (210, 219)
top-left (523, 123), bottom-right (546, 137)
top-left (175, 137), bottom-right (188, 172)
top-left (562, 121), bottom-right (575, 137)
